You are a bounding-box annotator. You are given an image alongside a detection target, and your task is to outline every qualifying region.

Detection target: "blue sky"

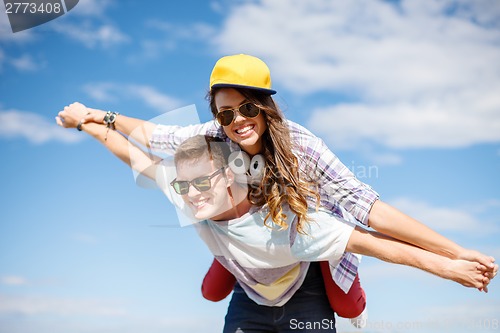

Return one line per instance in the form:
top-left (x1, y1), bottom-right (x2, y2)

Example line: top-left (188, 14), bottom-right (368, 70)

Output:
top-left (1, 0), bottom-right (499, 332)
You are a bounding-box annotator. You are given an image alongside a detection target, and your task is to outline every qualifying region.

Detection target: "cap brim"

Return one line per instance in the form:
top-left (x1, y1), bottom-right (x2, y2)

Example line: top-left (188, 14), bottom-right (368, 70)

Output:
top-left (211, 83), bottom-right (276, 95)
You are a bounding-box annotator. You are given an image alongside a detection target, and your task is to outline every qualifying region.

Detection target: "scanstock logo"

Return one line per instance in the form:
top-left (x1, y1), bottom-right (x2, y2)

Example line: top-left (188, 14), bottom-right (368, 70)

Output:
top-left (4, 0), bottom-right (79, 33)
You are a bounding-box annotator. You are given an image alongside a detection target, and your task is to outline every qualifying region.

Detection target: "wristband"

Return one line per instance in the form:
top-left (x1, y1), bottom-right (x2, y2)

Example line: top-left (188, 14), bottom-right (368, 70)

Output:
top-left (76, 111), bottom-right (91, 131)
top-left (77, 119), bottom-right (85, 131)
top-left (103, 111), bottom-right (120, 141)
top-left (103, 111), bottom-right (120, 130)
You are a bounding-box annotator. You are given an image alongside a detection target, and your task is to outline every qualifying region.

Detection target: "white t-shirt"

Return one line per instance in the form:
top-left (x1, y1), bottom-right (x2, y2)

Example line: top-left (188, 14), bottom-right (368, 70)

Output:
top-left (195, 206), bottom-right (356, 306)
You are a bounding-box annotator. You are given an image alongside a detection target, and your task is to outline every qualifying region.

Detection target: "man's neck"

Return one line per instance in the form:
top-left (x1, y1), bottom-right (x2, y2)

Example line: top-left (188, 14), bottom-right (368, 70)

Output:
top-left (212, 198), bottom-right (252, 221)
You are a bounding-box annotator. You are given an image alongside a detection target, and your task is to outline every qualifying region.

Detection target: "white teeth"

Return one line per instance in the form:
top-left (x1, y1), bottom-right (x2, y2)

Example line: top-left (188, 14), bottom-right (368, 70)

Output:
top-left (236, 125), bottom-right (253, 134)
top-left (192, 199), bottom-right (208, 207)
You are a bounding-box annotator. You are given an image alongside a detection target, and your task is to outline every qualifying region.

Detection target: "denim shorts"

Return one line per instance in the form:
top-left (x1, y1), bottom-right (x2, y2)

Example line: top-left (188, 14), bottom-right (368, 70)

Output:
top-left (223, 262), bottom-right (336, 333)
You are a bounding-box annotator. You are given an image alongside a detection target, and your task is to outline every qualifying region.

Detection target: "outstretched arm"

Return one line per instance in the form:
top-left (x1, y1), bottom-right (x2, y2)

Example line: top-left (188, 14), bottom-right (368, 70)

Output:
top-left (346, 226), bottom-right (496, 290)
top-left (56, 105), bottom-right (159, 179)
top-left (59, 102), bottom-right (157, 148)
top-left (310, 136), bottom-right (496, 276)
top-left (368, 200), bottom-right (497, 274)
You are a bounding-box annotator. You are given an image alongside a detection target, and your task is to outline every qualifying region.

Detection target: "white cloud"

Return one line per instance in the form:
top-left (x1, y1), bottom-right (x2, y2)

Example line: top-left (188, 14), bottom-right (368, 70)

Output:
top-left (129, 85), bottom-right (183, 113)
top-left (0, 275), bottom-right (29, 286)
top-left (213, 0), bottom-right (500, 149)
top-left (307, 99), bottom-right (500, 149)
top-left (83, 82), bottom-right (183, 113)
top-left (388, 197), bottom-right (500, 235)
top-left (215, 0), bottom-right (500, 98)
top-left (130, 19), bottom-right (217, 61)
top-left (51, 22), bottom-right (129, 49)
top-left (467, 199), bottom-right (500, 215)
top-left (0, 52), bottom-right (46, 73)
top-left (70, 0), bottom-right (115, 17)
top-left (0, 108), bottom-right (82, 144)
top-left (9, 54), bottom-right (43, 71)
top-left (82, 82), bottom-right (119, 102)
top-left (52, 0), bottom-right (130, 50)
top-left (47, 0), bottom-right (125, 48)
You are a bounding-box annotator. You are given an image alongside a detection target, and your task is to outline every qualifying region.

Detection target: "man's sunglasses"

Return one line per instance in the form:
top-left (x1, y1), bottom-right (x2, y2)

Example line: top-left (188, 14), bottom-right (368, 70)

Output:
top-left (215, 102), bottom-right (261, 126)
top-left (170, 168), bottom-right (225, 195)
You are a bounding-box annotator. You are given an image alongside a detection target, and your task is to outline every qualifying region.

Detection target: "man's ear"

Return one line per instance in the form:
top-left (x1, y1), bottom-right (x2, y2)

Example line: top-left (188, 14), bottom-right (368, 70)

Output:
top-left (225, 168), bottom-right (235, 187)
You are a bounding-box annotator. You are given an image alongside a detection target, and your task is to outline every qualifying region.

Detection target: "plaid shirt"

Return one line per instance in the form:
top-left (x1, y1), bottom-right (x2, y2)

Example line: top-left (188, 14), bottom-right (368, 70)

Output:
top-left (150, 119), bottom-right (379, 292)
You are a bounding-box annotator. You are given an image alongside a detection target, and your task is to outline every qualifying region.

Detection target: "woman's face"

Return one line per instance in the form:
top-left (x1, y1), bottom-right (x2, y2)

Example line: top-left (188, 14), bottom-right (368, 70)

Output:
top-left (175, 155), bottom-right (234, 221)
top-left (214, 88), bottom-right (268, 156)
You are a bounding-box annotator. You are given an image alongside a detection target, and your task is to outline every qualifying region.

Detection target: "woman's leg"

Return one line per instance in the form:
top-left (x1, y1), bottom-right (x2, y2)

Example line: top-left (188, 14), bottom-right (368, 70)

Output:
top-left (319, 261), bottom-right (366, 318)
top-left (202, 258), bottom-right (236, 302)
top-left (202, 259), bottom-right (367, 318)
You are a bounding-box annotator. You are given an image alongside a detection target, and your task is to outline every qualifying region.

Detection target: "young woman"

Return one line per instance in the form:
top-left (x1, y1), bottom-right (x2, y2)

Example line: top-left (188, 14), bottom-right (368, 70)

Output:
top-left (56, 54), bottom-right (497, 331)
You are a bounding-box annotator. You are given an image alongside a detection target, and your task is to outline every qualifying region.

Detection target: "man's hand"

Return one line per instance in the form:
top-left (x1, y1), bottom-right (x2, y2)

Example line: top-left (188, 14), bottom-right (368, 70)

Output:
top-left (445, 259), bottom-right (491, 291)
top-left (456, 249), bottom-right (498, 292)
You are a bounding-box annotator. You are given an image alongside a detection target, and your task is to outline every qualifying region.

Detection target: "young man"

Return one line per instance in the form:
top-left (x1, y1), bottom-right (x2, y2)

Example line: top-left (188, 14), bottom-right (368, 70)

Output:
top-left (165, 135), bottom-right (492, 332)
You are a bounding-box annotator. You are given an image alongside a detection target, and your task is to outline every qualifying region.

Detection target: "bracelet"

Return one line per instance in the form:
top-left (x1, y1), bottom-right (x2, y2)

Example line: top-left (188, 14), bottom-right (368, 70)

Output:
top-left (77, 111), bottom-right (91, 131)
top-left (103, 111), bottom-right (120, 130)
top-left (76, 118), bottom-right (85, 131)
top-left (103, 111), bottom-right (119, 141)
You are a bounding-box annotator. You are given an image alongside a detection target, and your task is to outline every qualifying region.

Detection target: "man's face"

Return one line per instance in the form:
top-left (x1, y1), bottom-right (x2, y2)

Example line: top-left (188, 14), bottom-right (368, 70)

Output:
top-left (175, 155), bottom-right (234, 221)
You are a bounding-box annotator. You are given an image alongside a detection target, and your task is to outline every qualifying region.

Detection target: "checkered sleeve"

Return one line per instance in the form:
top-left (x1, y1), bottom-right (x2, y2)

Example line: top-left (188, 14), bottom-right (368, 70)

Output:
top-left (148, 121), bottom-right (224, 154)
top-left (289, 120), bottom-right (379, 226)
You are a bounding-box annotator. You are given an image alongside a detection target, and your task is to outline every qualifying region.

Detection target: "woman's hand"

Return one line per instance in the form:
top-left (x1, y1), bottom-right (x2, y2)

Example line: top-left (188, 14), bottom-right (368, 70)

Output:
top-left (457, 248), bottom-right (497, 268)
top-left (56, 102), bottom-right (90, 128)
top-left (83, 106), bottom-right (107, 124)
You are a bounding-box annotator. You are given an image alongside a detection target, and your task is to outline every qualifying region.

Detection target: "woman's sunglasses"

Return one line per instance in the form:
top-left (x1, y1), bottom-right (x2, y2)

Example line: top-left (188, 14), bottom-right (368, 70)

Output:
top-left (170, 168), bottom-right (225, 195)
top-left (215, 102), bottom-right (261, 126)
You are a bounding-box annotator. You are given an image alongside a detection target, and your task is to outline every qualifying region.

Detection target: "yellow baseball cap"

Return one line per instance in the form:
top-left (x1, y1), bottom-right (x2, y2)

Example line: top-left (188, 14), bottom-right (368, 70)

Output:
top-left (210, 54), bottom-right (277, 95)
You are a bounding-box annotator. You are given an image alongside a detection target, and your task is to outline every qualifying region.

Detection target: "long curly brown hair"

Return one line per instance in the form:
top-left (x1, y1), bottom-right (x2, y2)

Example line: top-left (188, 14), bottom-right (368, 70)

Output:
top-left (208, 88), bottom-right (319, 234)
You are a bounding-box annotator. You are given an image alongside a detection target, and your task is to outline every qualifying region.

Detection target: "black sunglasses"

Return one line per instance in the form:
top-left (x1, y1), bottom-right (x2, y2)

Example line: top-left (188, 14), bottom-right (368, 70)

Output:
top-left (215, 102), bottom-right (261, 126)
top-left (170, 168), bottom-right (225, 195)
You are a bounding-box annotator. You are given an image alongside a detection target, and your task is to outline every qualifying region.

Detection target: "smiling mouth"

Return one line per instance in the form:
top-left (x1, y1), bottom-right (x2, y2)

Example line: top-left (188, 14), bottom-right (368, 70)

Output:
top-left (235, 125), bottom-right (254, 135)
top-left (191, 198), bottom-right (209, 208)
